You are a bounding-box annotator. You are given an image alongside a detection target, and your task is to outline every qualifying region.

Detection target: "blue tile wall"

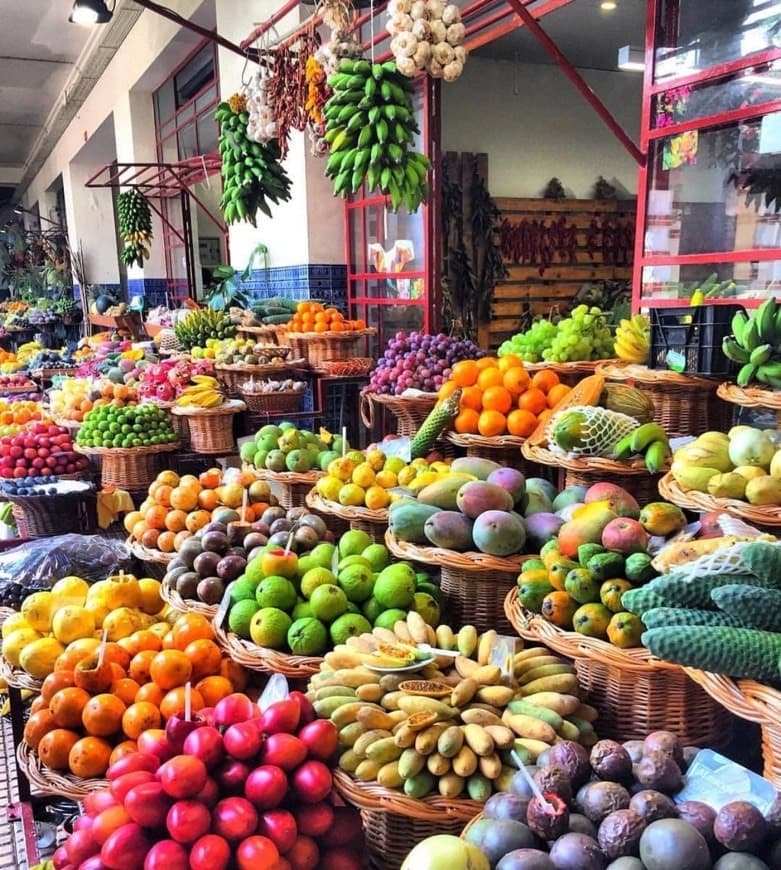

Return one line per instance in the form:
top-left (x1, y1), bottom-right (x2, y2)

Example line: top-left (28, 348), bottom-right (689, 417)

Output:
top-left (73, 283), bottom-right (122, 302)
top-left (237, 264), bottom-right (347, 309)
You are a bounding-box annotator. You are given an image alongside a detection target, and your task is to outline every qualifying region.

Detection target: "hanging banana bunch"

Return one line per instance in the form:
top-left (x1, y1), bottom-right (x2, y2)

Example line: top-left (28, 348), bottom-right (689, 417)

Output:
top-left (216, 94), bottom-right (292, 226)
top-left (117, 189), bottom-right (153, 269)
top-left (324, 59), bottom-right (430, 213)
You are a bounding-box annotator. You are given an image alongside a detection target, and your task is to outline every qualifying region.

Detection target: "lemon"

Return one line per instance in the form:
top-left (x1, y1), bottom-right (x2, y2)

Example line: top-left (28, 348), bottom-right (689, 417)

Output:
top-left (338, 483), bottom-right (365, 507)
top-left (383, 456), bottom-right (406, 474)
top-left (375, 469), bottom-right (397, 489)
top-left (2, 628), bottom-right (43, 667)
top-left (364, 486), bottom-right (390, 510)
top-left (137, 578), bottom-right (163, 615)
top-left (352, 463), bottom-right (376, 489)
top-left (51, 606), bottom-right (96, 645)
top-left (365, 449), bottom-right (386, 471)
top-left (316, 475), bottom-right (343, 502)
top-left (148, 621), bottom-right (170, 638)
top-left (327, 457), bottom-right (356, 482)
top-left (50, 576), bottom-right (89, 606)
top-left (67, 637), bottom-right (101, 656)
top-left (21, 591), bottom-right (55, 633)
top-left (19, 637), bottom-right (65, 679)
top-left (1, 613), bottom-right (32, 639)
top-left (410, 458), bottom-right (429, 469)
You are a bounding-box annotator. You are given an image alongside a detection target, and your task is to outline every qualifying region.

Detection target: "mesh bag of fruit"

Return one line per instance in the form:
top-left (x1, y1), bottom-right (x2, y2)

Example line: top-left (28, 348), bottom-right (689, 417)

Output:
top-left (546, 405), bottom-right (638, 457)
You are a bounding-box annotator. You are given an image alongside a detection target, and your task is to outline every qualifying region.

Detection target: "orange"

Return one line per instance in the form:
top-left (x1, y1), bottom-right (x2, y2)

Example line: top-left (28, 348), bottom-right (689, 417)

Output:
top-left (481, 386), bottom-right (513, 415)
top-left (133, 630), bottom-right (162, 653)
top-left (82, 694), bottom-right (127, 737)
top-left (128, 650), bottom-right (157, 684)
top-left (41, 671), bottom-right (75, 704)
top-left (69, 736), bottom-right (112, 778)
top-left (199, 468), bottom-right (222, 489)
top-left (30, 696), bottom-right (48, 715)
top-left (438, 381), bottom-right (458, 400)
top-left (149, 649), bottom-right (192, 690)
top-left (50, 687), bottom-right (91, 729)
top-left (475, 356), bottom-right (498, 370)
top-left (108, 662), bottom-right (126, 682)
top-left (531, 370), bottom-right (560, 394)
top-left (498, 354), bottom-right (523, 373)
top-left (197, 489), bottom-right (219, 511)
top-left (220, 658), bottom-right (248, 692)
top-left (117, 636), bottom-right (140, 657)
top-left (131, 520), bottom-right (148, 542)
top-left (477, 410), bottom-right (507, 437)
top-left (109, 741), bottom-right (138, 767)
top-left (164, 509), bottom-right (188, 533)
top-left (134, 682), bottom-right (164, 707)
top-left (111, 678), bottom-right (140, 706)
top-left (185, 510), bottom-right (212, 533)
top-left (547, 383), bottom-right (571, 408)
top-left (144, 505), bottom-right (168, 531)
top-left (537, 408), bottom-right (553, 429)
top-left (156, 470), bottom-right (180, 487)
top-left (450, 360), bottom-right (480, 388)
top-left (506, 409), bottom-right (539, 438)
top-left (38, 729), bottom-right (80, 770)
top-left (122, 702), bottom-right (162, 740)
top-left (503, 366), bottom-right (531, 396)
top-left (151, 484), bottom-right (173, 506)
top-left (453, 408), bottom-right (480, 435)
top-left (196, 675), bottom-right (234, 706)
top-left (184, 639), bottom-right (223, 681)
top-left (24, 709), bottom-right (58, 751)
top-left (174, 530), bottom-right (193, 550)
top-left (172, 613), bottom-right (215, 650)
top-left (55, 647), bottom-right (91, 673)
top-left (518, 388), bottom-right (548, 416)
top-left (123, 511), bottom-right (144, 534)
top-left (160, 686), bottom-right (204, 720)
top-left (170, 487), bottom-right (199, 512)
top-left (476, 367), bottom-right (504, 391)
top-left (459, 385), bottom-right (483, 412)
top-left (157, 531), bottom-right (177, 553)
top-left (141, 528), bottom-right (160, 550)
top-left (102, 643), bottom-right (131, 672)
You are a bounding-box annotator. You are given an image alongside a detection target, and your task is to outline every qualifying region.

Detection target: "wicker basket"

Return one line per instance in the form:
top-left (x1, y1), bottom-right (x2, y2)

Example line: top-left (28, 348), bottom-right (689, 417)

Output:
top-left (333, 770), bottom-right (482, 870)
top-left (524, 360), bottom-right (608, 387)
top-left (17, 741), bottom-right (108, 798)
top-left (596, 363), bottom-right (732, 438)
top-left (505, 587), bottom-right (732, 746)
top-left (239, 389), bottom-right (304, 415)
top-left (461, 812), bottom-right (484, 839)
top-left (444, 432), bottom-right (528, 470)
top-left (213, 606), bottom-right (323, 679)
top-left (254, 468), bottom-right (323, 510)
top-left (659, 472), bottom-right (781, 527)
top-left (307, 491), bottom-right (388, 543)
top-left (236, 324), bottom-right (287, 343)
top-left (685, 670), bottom-right (781, 787)
top-left (75, 442), bottom-right (179, 491)
top-left (172, 400), bottom-right (245, 455)
top-left (0, 607), bottom-right (43, 691)
top-left (161, 575), bottom-right (218, 618)
top-left (8, 484), bottom-right (97, 538)
top-left (53, 418), bottom-right (83, 436)
top-left (315, 358), bottom-right (374, 376)
top-left (285, 329), bottom-right (376, 366)
top-left (1, 382), bottom-right (37, 394)
top-left (360, 392), bottom-right (439, 438)
top-left (385, 529), bottom-right (528, 634)
top-left (214, 357), bottom-right (303, 396)
top-left (718, 382), bottom-right (781, 409)
top-left (128, 539), bottom-right (175, 568)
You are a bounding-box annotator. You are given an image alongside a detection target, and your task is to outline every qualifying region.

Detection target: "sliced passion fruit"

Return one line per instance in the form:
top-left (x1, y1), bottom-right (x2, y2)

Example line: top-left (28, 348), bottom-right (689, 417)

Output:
top-left (405, 711), bottom-right (438, 731)
top-left (374, 643), bottom-right (417, 666)
top-left (398, 680), bottom-right (452, 698)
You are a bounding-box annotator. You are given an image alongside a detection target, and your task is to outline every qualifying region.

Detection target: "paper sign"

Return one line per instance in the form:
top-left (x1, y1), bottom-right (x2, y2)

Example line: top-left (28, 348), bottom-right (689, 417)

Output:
top-left (380, 437), bottom-right (412, 463)
top-left (675, 749), bottom-right (778, 813)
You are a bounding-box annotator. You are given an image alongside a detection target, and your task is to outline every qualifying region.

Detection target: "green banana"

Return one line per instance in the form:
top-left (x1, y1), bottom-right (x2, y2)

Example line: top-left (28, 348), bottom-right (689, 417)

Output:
top-left (737, 362), bottom-right (758, 387)
top-left (630, 423), bottom-right (668, 454)
top-left (613, 434), bottom-right (635, 461)
top-left (731, 310), bottom-right (748, 344)
top-left (755, 297), bottom-right (778, 344)
top-left (644, 440), bottom-right (670, 474)
top-left (742, 318), bottom-right (760, 352)
top-left (749, 343), bottom-right (773, 366)
top-left (722, 338), bottom-right (750, 364)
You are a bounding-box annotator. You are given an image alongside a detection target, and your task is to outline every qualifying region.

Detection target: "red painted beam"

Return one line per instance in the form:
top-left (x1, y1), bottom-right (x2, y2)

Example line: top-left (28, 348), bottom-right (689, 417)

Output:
top-left (504, 0), bottom-right (645, 166)
top-left (240, 0), bottom-right (300, 50)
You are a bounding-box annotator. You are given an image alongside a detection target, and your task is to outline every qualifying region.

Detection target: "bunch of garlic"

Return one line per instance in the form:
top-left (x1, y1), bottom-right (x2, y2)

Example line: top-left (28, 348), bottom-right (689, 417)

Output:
top-left (387, 0), bottom-right (467, 80)
top-left (246, 67), bottom-right (277, 144)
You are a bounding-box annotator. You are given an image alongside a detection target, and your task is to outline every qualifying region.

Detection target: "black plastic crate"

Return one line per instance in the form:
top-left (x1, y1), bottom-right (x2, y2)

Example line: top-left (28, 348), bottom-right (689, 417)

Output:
top-left (648, 304), bottom-right (746, 377)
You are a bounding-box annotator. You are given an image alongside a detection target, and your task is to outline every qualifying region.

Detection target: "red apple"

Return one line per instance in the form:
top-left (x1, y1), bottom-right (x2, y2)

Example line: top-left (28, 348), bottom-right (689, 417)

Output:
top-left (213, 693), bottom-right (255, 729)
top-left (216, 758), bottom-right (250, 793)
top-left (53, 846), bottom-right (73, 870)
top-left (260, 733), bottom-right (307, 771)
top-left (297, 719), bottom-right (338, 762)
top-left (286, 835), bottom-right (319, 869)
top-left (110, 771), bottom-right (155, 804)
top-left (107, 753), bottom-right (158, 781)
top-left (223, 720), bottom-right (262, 760)
top-left (143, 840), bottom-right (189, 870)
top-left (164, 713), bottom-right (205, 753)
top-left (601, 516), bottom-right (649, 555)
top-left (166, 800), bottom-right (211, 844)
top-left (82, 791), bottom-right (119, 816)
top-left (295, 802), bottom-right (334, 837)
top-left (183, 725), bottom-right (224, 769)
top-left (158, 755), bottom-right (208, 799)
top-left (188, 834), bottom-right (230, 870)
top-left (212, 797), bottom-right (258, 842)
top-left (244, 765), bottom-right (288, 810)
top-left (318, 807), bottom-right (363, 847)
top-left (288, 691), bottom-right (315, 725)
top-left (64, 828), bottom-right (99, 865)
top-left (194, 775), bottom-right (219, 808)
top-left (73, 816), bottom-right (93, 832)
top-left (258, 808), bottom-right (298, 854)
top-left (136, 729), bottom-right (174, 762)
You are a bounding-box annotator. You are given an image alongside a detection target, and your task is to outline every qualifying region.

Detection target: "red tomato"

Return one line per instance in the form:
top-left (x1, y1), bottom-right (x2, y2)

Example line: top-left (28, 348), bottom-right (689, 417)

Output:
top-left (165, 800), bottom-right (211, 844)
top-left (188, 834), bottom-right (231, 870)
top-left (236, 835), bottom-right (280, 870)
top-left (158, 755), bottom-right (208, 799)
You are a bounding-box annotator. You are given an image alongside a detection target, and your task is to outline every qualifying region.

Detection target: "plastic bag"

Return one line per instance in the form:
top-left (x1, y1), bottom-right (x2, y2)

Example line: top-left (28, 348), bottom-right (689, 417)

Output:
top-left (258, 673), bottom-right (289, 711)
top-left (0, 534), bottom-right (132, 608)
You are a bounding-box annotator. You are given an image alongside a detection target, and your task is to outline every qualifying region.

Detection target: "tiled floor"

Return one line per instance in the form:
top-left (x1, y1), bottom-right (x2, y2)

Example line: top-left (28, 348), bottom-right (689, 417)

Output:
top-left (0, 712), bottom-right (29, 869)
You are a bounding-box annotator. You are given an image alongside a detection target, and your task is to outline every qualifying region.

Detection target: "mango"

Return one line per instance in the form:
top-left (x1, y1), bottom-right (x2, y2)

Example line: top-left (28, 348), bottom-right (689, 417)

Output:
top-left (456, 481), bottom-right (514, 518)
top-left (19, 637), bottom-right (65, 679)
top-left (557, 503), bottom-right (617, 558)
top-left (486, 467), bottom-right (526, 505)
top-left (638, 501), bottom-right (687, 536)
top-left (450, 457), bottom-right (502, 480)
top-left (472, 510), bottom-right (526, 557)
top-left (388, 502), bottom-right (441, 544)
top-left (423, 511), bottom-right (475, 550)
top-left (416, 475), bottom-right (475, 510)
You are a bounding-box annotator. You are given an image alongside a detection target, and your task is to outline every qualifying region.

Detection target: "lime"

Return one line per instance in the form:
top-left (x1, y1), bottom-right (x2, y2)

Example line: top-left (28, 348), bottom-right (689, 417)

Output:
top-left (362, 596), bottom-right (384, 623)
top-left (228, 599), bottom-right (259, 639)
top-left (287, 617), bottom-right (329, 656)
top-left (256, 576), bottom-right (297, 612)
top-left (338, 529), bottom-right (372, 558)
top-left (249, 607), bottom-right (292, 649)
top-left (309, 584), bottom-right (348, 623)
top-left (301, 566), bottom-right (337, 599)
top-left (373, 563), bottom-right (416, 609)
top-left (337, 563), bottom-right (374, 603)
top-left (330, 613), bottom-right (372, 645)
top-left (338, 483), bottom-right (365, 507)
top-left (412, 592), bottom-right (441, 627)
top-left (373, 608), bottom-right (408, 631)
top-left (361, 543), bottom-right (390, 572)
top-left (345, 602), bottom-right (360, 615)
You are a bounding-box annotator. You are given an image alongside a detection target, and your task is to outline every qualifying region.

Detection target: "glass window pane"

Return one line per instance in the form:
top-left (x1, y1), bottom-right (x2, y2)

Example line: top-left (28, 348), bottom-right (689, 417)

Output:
top-left (178, 123), bottom-right (198, 159)
top-left (655, 0), bottom-right (781, 82)
top-left (641, 260), bottom-right (781, 301)
top-left (195, 85), bottom-right (218, 112)
top-left (196, 115), bottom-right (219, 155)
top-left (364, 203), bottom-right (424, 272)
top-left (175, 44), bottom-right (215, 107)
top-left (154, 80), bottom-right (175, 126)
top-left (644, 113), bottom-right (781, 257)
top-left (360, 278), bottom-right (425, 300)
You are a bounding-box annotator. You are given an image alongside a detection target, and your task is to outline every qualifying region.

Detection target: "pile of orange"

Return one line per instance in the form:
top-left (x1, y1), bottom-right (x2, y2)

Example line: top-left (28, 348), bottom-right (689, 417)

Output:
top-left (23, 612), bottom-right (250, 780)
top-left (124, 467), bottom-right (279, 553)
top-left (287, 301), bottom-right (367, 334)
top-left (53, 380), bottom-right (138, 423)
top-left (439, 355), bottom-right (571, 438)
top-left (0, 399), bottom-right (51, 430)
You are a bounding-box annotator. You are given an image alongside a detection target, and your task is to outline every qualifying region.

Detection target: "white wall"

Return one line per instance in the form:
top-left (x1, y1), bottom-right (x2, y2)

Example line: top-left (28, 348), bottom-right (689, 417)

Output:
top-left (442, 58), bottom-right (642, 199)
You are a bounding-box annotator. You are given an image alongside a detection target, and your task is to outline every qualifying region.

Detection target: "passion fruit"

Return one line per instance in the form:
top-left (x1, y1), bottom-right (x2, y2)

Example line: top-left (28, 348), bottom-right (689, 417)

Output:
top-left (598, 809), bottom-right (646, 860)
top-left (629, 790), bottom-right (678, 824)
top-left (714, 801), bottom-right (768, 853)
top-left (548, 832), bottom-right (607, 870)
top-left (639, 818), bottom-right (711, 870)
top-left (545, 741), bottom-right (591, 790)
top-left (590, 740), bottom-right (633, 782)
top-left (534, 766), bottom-right (573, 805)
top-left (578, 781), bottom-right (631, 824)
top-left (526, 793), bottom-right (570, 841)
top-left (634, 751), bottom-right (683, 794)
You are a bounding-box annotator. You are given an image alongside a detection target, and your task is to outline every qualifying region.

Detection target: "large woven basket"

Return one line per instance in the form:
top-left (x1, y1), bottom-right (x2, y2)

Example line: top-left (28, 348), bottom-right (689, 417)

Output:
top-left (240, 389), bottom-right (304, 415)
top-left (285, 329), bottom-right (376, 366)
top-left (75, 442), bottom-right (179, 491)
top-left (685, 670), bottom-right (781, 787)
top-left (254, 467), bottom-right (321, 506)
top-left (360, 392), bottom-right (439, 438)
top-left (8, 485), bottom-right (97, 538)
top-left (659, 472), bottom-right (781, 528)
top-left (505, 587), bottom-right (732, 746)
top-left (161, 575), bottom-right (218, 618)
top-left (128, 539), bottom-right (176, 580)
top-left (0, 607), bottom-right (43, 691)
top-left (172, 400), bottom-right (245, 454)
top-left (333, 770), bottom-right (482, 870)
top-left (718, 382), bottom-right (781, 409)
top-left (444, 432), bottom-right (527, 470)
top-left (385, 529), bottom-right (528, 634)
top-left (17, 741), bottom-right (108, 799)
top-left (214, 356), bottom-right (302, 396)
top-left (524, 359), bottom-right (609, 387)
top-left (596, 363), bottom-right (732, 438)
top-left (307, 490), bottom-right (388, 543)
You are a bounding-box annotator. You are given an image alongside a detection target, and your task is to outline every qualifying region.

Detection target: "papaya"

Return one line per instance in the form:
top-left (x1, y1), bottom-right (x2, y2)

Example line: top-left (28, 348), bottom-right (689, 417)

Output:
top-left (586, 551), bottom-right (626, 581)
top-left (388, 502), bottom-right (441, 544)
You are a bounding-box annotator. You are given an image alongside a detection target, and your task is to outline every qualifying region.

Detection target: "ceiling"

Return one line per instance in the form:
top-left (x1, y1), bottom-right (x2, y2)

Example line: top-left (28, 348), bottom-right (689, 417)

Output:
top-left (474, 0), bottom-right (647, 70)
top-left (0, 1), bottom-right (95, 171)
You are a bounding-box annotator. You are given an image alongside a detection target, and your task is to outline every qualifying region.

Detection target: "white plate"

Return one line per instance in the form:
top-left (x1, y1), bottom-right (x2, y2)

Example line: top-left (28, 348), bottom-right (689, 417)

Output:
top-left (364, 657), bottom-right (434, 674)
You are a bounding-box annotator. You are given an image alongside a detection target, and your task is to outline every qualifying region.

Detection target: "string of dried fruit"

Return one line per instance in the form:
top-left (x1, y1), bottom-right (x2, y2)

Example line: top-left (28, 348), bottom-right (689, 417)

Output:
top-left (117, 190), bottom-right (153, 269)
top-left (324, 59), bottom-right (430, 213)
top-left (216, 95), bottom-right (292, 225)
top-left (305, 53), bottom-right (331, 156)
top-left (266, 34), bottom-right (318, 159)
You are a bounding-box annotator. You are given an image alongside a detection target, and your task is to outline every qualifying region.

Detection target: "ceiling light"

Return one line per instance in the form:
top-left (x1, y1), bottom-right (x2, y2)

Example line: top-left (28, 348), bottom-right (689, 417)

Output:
top-left (618, 45), bottom-right (645, 71)
top-left (600, 0), bottom-right (617, 10)
top-left (69, 0), bottom-right (113, 25)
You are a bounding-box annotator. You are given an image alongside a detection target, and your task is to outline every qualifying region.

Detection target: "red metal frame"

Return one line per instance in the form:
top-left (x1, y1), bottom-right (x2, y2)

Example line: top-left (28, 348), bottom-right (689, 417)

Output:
top-left (632, 0), bottom-right (781, 311)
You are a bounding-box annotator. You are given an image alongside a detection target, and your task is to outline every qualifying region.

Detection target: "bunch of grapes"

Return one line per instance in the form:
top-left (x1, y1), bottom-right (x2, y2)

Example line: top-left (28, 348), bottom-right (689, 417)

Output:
top-left (367, 331), bottom-right (484, 395)
top-left (544, 305), bottom-right (615, 362)
top-left (498, 319), bottom-right (557, 362)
